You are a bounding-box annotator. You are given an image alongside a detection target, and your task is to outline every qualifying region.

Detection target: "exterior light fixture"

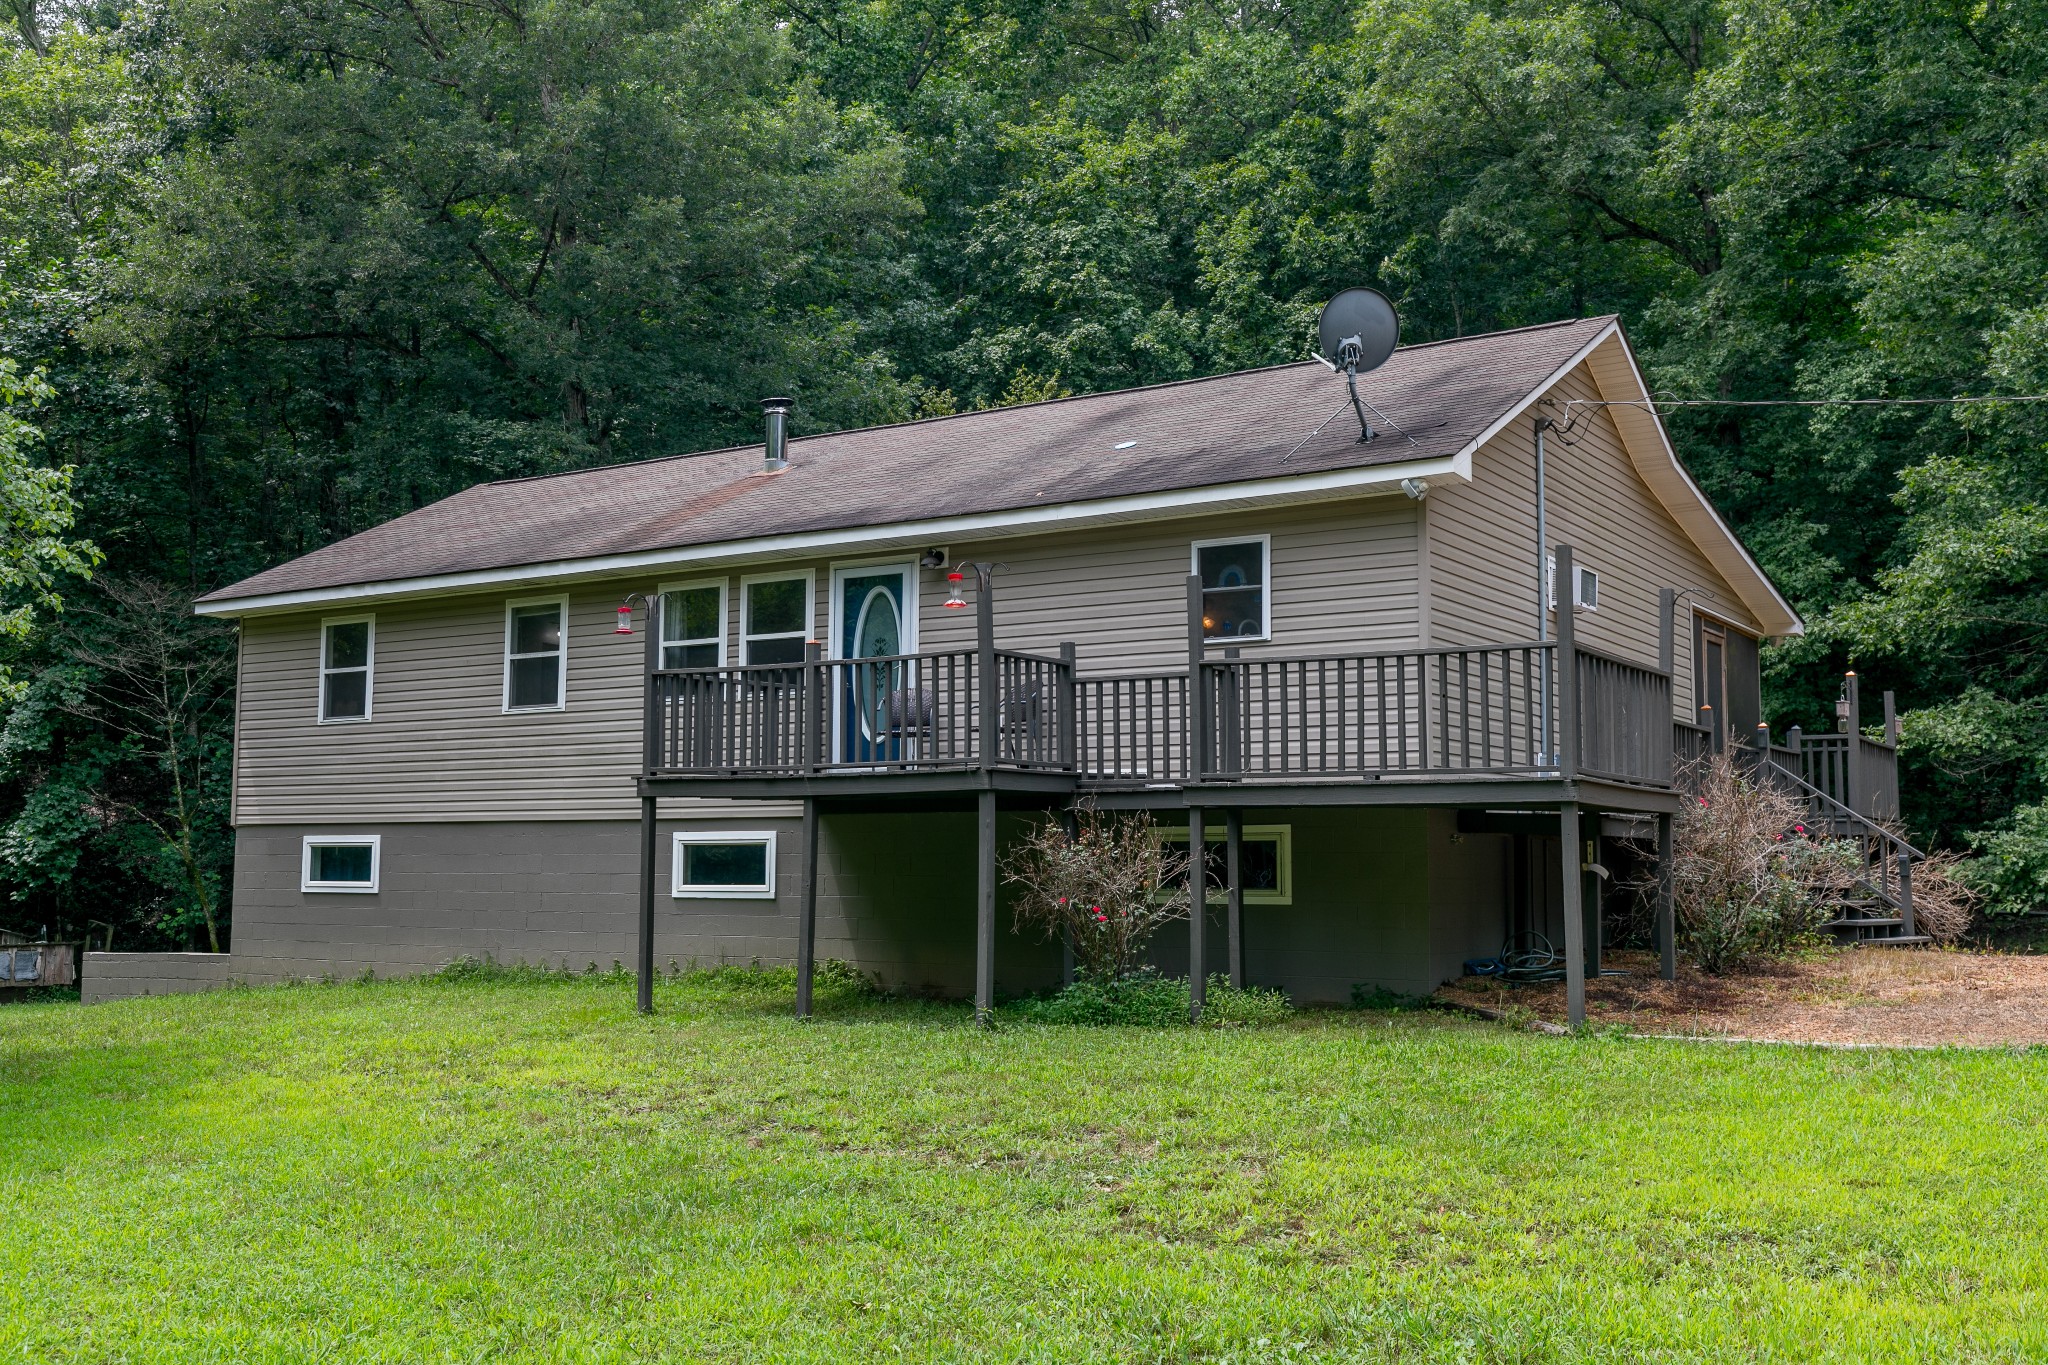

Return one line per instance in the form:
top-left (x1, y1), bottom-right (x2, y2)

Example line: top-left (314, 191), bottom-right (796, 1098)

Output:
top-left (943, 570), bottom-right (968, 609)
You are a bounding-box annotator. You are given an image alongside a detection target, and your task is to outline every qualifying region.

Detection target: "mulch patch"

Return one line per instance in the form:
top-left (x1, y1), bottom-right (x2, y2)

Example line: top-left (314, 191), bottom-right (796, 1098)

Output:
top-left (1437, 947), bottom-right (2048, 1047)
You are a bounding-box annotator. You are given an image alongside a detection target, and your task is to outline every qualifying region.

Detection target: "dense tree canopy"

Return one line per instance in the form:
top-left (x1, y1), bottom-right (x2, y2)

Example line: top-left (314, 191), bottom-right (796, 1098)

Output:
top-left (4, 0), bottom-right (2047, 945)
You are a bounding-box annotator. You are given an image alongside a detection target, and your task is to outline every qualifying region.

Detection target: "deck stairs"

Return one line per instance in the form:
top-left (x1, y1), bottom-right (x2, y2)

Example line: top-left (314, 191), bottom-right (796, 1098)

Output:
top-left (1749, 750), bottom-right (1929, 947)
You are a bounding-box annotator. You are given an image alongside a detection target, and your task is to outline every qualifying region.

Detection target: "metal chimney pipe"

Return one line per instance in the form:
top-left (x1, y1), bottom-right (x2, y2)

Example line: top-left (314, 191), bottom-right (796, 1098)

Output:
top-left (761, 397), bottom-right (793, 472)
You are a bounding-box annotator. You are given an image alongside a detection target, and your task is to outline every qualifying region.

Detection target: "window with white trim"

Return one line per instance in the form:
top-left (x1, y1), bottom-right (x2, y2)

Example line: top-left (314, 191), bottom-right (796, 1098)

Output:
top-left (742, 576), bottom-right (810, 665)
top-left (320, 617), bottom-right (373, 722)
top-left (1545, 555), bottom-right (1600, 611)
top-left (1193, 536), bottom-right (1270, 640)
top-left (671, 831), bottom-right (777, 898)
top-left (1152, 825), bottom-right (1292, 904)
top-left (302, 835), bottom-right (380, 893)
top-left (660, 581), bottom-right (725, 670)
top-left (504, 598), bottom-right (567, 710)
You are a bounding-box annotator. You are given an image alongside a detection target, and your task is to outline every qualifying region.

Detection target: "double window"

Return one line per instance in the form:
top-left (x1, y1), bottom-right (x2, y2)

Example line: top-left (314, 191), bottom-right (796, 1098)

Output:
top-left (660, 581), bottom-right (726, 670)
top-left (319, 617), bottom-right (374, 722)
top-left (1193, 536), bottom-right (1270, 641)
top-left (672, 831), bottom-right (777, 898)
top-left (743, 576), bottom-right (811, 664)
top-left (504, 598), bottom-right (568, 711)
top-left (302, 835), bottom-right (380, 893)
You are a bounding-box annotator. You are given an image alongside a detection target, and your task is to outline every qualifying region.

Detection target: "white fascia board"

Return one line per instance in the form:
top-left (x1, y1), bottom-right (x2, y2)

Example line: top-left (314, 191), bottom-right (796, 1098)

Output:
top-left (1450, 319), bottom-right (1625, 464)
top-left (195, 451), bottom-right (1466, 618)
top-left (1583, 330), bottom-right (1804, 638)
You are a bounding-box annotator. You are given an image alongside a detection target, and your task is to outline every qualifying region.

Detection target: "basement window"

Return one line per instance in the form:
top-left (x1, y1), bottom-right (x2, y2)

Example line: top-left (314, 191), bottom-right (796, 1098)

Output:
top-left (302, 835), bottom-right (380, 893)
top-left (660, 580), bottom-right (725, 669)
top-left (1193, 536), bottom-right (1270, 640)
top-left (504, 597), bottom-right (568, 711)
top-left (672, 831), bottom-right (777, 899)
top-left (1152, 825), bottom-right (1292, 905)
top-left (319, 617), bottom-right (373, 722)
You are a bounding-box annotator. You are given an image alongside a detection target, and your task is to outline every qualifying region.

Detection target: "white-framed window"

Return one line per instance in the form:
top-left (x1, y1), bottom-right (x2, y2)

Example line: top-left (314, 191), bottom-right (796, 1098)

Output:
top-left (504, 596), bottom-right (568, 711)
top-left (1152, 824), bottom-right (1292, 905)
top-left (1192, 535), bottom-right (1270, 641)
top-left (302, 834), bottom-right (380, 893)
top-left (741, 574), bottom-right (811, 665)
top-left (659, 579), bottom-right (727, 670)
top-left (671, 831), bottom-right (777, 899)
top-left (1546, 554), bottom-right (1600, 611)
top-left (319, 616), bottom-right (374, 723)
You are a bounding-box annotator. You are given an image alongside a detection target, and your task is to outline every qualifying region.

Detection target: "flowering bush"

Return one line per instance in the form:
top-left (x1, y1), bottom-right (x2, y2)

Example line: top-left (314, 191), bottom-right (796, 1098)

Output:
top-left (1000, 806), bottom-right (1190, 980)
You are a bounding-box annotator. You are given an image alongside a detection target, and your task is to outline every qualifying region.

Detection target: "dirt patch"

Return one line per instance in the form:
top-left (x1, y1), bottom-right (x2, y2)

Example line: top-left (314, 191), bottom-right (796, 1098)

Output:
top-left (1437, 948), bottom-right (2048, 1048)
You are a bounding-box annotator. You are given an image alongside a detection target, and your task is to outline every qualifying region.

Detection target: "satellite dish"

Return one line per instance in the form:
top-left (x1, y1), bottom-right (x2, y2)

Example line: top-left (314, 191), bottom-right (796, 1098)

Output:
top-left (1317, 288), bottom-right (1400, 373)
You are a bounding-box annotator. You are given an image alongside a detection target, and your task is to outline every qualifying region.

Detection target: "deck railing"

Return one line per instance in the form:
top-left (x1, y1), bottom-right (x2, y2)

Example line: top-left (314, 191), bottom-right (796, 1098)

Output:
top-left (1198, 643), bottom-right (1556, 781)
top-left (642, 551), bottom-right (1717, 788)
top-left (649, 647), bottom-right (1074, 776)
top-left (648, 637), bottom-right (1709, 790)
top-left (1573, 646), bottom-right (1674, 786)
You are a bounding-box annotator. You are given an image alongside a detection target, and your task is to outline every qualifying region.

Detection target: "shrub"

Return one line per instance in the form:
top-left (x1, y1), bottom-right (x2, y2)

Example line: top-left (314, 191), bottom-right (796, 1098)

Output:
top-left (1012, 970), bottom-right (1292, 1027)
top-left (1661, 753), bottom-right (1856, 972)
top-left (999, 806), bottom-right (1191, 980)
top-left (1905, 850), bottom-right (1977, 946)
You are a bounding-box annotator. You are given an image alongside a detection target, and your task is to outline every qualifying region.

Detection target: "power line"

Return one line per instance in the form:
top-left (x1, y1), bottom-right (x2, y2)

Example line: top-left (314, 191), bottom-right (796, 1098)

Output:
top-left (1560, 394), bottom-right (2048, 411)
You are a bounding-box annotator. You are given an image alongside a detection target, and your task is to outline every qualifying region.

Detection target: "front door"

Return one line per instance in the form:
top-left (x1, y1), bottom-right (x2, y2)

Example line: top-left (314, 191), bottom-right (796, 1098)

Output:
top-left (835, 566), bottom-right (914, 763)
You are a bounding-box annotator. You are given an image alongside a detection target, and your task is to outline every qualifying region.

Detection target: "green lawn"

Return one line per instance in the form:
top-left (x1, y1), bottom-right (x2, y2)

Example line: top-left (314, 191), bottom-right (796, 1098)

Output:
top-left (4, 971), bottom-right (2045, 1362)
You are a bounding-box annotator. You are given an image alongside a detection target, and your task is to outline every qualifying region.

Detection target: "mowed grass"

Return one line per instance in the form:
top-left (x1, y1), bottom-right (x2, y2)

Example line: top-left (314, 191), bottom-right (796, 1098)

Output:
top-left (3, 972), bottom-right (2046, 1363)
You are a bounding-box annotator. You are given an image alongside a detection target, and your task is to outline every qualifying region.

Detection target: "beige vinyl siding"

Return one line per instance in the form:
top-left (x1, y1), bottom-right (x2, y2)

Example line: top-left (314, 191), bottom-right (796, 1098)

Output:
top-left (1424, 360), bottom-right (1760, 719)
top-left (233, 500), bottom-right (1420, 824)
top-left (914, 499), bottom-right (1421, 668)
top-left (235, 591), bottom-right (798, 824)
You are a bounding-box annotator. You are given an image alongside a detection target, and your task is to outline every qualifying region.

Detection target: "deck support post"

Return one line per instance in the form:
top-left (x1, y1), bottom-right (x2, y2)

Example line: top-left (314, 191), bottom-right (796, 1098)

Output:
top-left (1559, 801), bottom-right (1586, 1028)
top-left (797, 797), bottom-right (819, 1019)
top-left (977, 569), bottom-right (998, 774)
top-left (1187, 573), bottom-right (1208, 778)
top-left (1657, 588), bottom-right (1677, 676)
top-left (637, 592), bottom-right (660, 1016)
top-left (1843, 671), bottom-right (1863, 814)
top-left (1656, 811), bottom-right (1676, 982)
top-left (975, 788), bottom-right (996, 1027)
top-left (1226, 809), bottom-right (1244, 989)
top-left (1188, 805), bottom-right (1206, 1022)
top-left (1897, 851), bottom-right (1916, 938)
top-left (637, 793), bottom-right (657, 1015)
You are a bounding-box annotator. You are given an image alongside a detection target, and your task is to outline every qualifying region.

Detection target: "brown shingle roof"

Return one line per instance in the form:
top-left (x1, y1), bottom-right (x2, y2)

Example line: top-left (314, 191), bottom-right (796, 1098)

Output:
top-left (199, 316), bottom-right (1614, 604)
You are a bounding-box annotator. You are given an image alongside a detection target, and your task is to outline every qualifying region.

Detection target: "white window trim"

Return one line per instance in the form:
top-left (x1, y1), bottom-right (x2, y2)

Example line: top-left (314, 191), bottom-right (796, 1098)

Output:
top-left (301, 834), bottom-right (381, 894)
top-left (503, 595), bottom-right (569, 713)
top-left (1151, 824), bottom-right (1293, 905)
top-left (317, 614), bottom-right (375, 724)
top-left (826, 559), bottom-right (920, 661)
top-left (657, 577), bottom-right (728, 669)
top-left (1190, 533), bottom-right (1273, 642)
top-left (671, 830), bottom-right (778, 899)
top-left (739, 572), bottom-right (814, 666)
top-left (1545, 554), bottom-right (1600, 611)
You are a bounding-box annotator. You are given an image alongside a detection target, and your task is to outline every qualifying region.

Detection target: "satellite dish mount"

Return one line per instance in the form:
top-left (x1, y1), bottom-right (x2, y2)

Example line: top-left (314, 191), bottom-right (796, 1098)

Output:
top-left (1316, 288), bottom-right (1402, 443)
